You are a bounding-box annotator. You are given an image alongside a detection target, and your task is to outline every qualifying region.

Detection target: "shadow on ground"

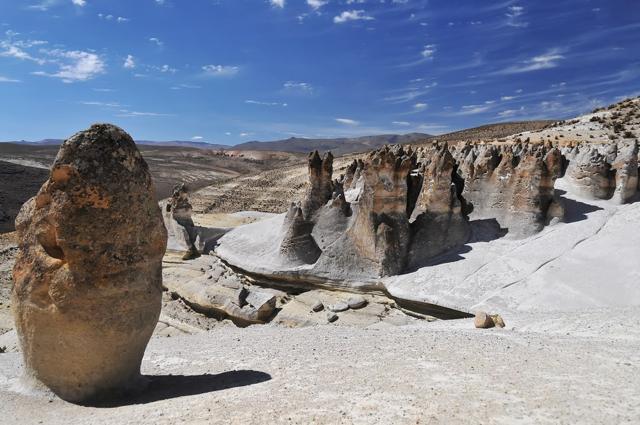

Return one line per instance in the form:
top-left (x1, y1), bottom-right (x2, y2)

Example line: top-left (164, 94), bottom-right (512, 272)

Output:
top-left (403, 218), bottom-right (507, 273)
top-left (555, 189), bottom-right (603, 223)
top-left (93, 370), bottom-right (272, 407)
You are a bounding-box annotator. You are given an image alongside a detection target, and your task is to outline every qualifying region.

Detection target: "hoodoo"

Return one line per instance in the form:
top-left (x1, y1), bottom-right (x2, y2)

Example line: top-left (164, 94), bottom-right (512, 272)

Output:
top-left (11, 124), bottom-right (166, 403)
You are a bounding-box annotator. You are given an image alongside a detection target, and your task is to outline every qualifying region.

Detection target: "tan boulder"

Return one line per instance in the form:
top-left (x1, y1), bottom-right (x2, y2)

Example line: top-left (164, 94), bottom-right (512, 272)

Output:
top-left (11, 124), bottom-right (166, 403)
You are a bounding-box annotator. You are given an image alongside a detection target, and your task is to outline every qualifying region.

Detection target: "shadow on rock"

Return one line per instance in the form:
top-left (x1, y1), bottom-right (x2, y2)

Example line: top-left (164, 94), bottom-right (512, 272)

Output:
top-left (555, 190), bottom-right (604, 224)
top-left (402, 218), bottom-right (507, 273)
top-left (91, 370), bottom-right (272, 407)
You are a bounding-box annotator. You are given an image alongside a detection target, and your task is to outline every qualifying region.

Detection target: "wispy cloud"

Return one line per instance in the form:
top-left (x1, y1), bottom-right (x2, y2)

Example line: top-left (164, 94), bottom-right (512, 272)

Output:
top-left (270, 0), bottom-right (285, 8)
top-left (283, 81), bottom-right (314, 94)
top-left (72, 0), bottom-right (86, 6)
top-left (413, 103), bottom-right (427, 109)
top-left (116, 109), bottom-right (172, 117)
top-left (392, 121), bottom-right (410, 126)
top-left (497, 49), bottom-right (565, 74)
top-left (202, 64), bottom-right (239, 77)
top-left (335, 118), bottom-right (359, 125)
top-left (505, 5), bottom-right (528, 28)
top-left (170, 83), bottom-right (201, 90)
top-left (245, 99), bottom-right (288, 107)
top-left (149, 37), bottom-right (164, 47)
top-left (334, 10), bottom-right (374, 24)
top-left (81, 101), bottom-right (122, 107)
top-left (0, 75), bottom-right (20, 83)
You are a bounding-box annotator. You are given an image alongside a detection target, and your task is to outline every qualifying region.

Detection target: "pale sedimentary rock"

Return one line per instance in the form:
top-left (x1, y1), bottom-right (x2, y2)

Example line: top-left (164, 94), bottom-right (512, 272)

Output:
top-left (565, 146), bottom-right (614, 200)
top-left (12, 124), bottom-right (166, 403)
top-left (408, 144), bottom-right (470, 269)
top-left (611, 141), bottom-right (638, 203)
top-left (461, 143), bottom-right (564, 236)
top-left (316, 146), bottom-right (415, 277)
top-left (163, 183), bottom-right (200, 259)
top-left (279, 203), bottom-right (321, 264)
top-left (301, 151), bottom-right (334, 220)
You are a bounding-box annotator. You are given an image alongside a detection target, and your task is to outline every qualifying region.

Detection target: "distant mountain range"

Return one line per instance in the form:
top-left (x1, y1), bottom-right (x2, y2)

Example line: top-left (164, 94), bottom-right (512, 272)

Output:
top-left (3, 133), bottom-right (432, 155)
top-left (2, 120), bottom-right (558, 155)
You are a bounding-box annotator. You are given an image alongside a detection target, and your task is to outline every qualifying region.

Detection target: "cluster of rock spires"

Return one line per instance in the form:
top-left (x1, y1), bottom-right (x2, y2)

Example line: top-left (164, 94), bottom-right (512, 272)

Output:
top-left (278, 137), bottom-right (640, 280)
top-left (280, 144), bottom-right (472, 279)
top-left (563, 140), bottom-right (639, 203)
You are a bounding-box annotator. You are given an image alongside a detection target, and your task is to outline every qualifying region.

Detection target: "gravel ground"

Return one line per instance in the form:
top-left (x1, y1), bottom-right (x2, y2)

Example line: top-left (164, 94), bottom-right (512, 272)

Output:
top-left (1, 320), bottom-right (639, 424)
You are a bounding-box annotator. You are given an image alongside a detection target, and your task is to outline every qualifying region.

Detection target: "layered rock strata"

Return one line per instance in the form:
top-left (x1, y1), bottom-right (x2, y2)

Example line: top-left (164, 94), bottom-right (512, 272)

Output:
top-left (459, 142), bottom-right (564, 236)
top-left (12, 124), bottom-right (166, 403)
top-left (564, 141), bottom-right (639, 203)
top-left (407, 144), bottom-right (471, 269)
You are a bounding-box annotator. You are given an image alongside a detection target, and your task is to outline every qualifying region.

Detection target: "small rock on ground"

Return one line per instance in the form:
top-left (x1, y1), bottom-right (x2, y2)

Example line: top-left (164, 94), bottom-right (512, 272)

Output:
top-left (347, 296), bottom-right (367, 310)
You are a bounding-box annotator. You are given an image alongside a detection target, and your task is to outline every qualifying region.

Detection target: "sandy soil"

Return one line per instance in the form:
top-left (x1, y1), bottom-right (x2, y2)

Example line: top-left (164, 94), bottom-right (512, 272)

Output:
top-left (1, 320), bottom-right (639, 424)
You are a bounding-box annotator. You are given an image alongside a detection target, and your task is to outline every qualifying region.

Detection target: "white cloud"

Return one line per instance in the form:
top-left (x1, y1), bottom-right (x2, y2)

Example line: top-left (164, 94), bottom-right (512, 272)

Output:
top-left (170, 83), bottom-right (201, 90)
top-left (500, 96), bottom-right (515, 101)
top-left (239, 132), bottom-right (253, 137)
top-left (202, 64), bottom-right (239, 77)
top-left (421, 44), bottom-right (436, 59)
top-left (159, 64), bottom-right (176, 73)
top-left (155, 0), bottom-right (166, 4)
top-left (81, 101), bottom-right (121, 107)
top-left (333, 10), bottom-right (374, 24)
top-left (498, 106), bottom-right (525, 118)
top-left (506, 5), bottom-right (528, 28)
top-left (335, 118), bottom-right (359, 125)
top-left (149, 37), bottom-right (163, 47)
top-left (116, 109), bottom-right (172, 117)
top-left (413, 103), bottom-right (427, 109)
top-left (72, 0), bottom-right (86, 6)
top-left (116, 17), bottom-right (129, 23)
top-left (283, 81), bottom-right (313, 94)
top-left (123, 54), bottom-right (135, 69)
top-left (457, 104), bottom-right (491, 115)
top-left (33, 49), bottom-right (105, 83)
top-left (245, 100), bottom-right (288, 107)
top-left (392, 121), bottom-right (410, 126)
top-left (0, 75), bottom-right (20, 83)
top-left (307, 0), bottom-right (327, 9)
top-left (498, 49), bottom-right (564, 74)
top-left (192, 136), bottom-right (203, 140)
top-left (270, 0), bottom-right (285, 8)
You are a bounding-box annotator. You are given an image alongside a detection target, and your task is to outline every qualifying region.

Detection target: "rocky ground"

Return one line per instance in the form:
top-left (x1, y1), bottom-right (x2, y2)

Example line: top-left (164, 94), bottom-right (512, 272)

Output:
top-left (1, 318), bottom-right (639, 424)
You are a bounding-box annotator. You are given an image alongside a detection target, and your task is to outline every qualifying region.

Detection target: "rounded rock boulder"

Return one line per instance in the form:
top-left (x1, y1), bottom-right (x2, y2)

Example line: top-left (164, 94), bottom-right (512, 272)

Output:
top-left (11, 123), bottom-right (167, 403)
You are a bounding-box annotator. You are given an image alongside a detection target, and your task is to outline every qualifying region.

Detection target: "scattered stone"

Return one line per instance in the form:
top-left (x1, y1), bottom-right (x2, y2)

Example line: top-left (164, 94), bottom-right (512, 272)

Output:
top-left (326, 312), bottom-right (339, 323)
top-left (329, 301), bottom-right (349, 312)
top-left (491, 314), bottom-right (506, 328)
top-left (347, 296), bottom-right (367, 310)
top-left (12, 124), bottom-right (166, 403)
top-left (311, 300), bottom-right (324, 312)
top-left (474, 311), bottom-right (495, 329)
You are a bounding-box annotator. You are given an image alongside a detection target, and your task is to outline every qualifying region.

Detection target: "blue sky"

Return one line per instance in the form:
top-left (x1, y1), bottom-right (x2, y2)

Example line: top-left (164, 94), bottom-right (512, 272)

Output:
top-left (0, 0), bottom-right (639, 144)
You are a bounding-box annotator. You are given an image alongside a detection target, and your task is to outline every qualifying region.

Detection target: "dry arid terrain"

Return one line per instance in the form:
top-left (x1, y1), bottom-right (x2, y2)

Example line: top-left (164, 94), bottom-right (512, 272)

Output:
top-left (1, 104), bottom-right (639, 424)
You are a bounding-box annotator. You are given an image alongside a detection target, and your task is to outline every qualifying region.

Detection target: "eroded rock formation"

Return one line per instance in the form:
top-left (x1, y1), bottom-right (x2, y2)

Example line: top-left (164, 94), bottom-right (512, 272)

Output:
top-left (12, 124), bottom-right (166, 403)
top-left (163, 183), bottom-right (200, 259)
top-left (565, 141), bottom-right (639, 203)
top-left (460, 142), bottom-right (564, 236)
top-left (408, 144), bottom-right (471, 269)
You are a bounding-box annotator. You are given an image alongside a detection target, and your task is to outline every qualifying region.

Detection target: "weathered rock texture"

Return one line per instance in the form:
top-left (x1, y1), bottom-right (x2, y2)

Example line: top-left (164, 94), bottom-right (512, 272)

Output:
top-left (565, 141), bottom-right (639, 203)
top-left (301, 151), bottom-right (334, 220)
top-left (459, 142), bottom-right (564, 236)
top-left (408, 144), bottom-right (471, 269)
top-left (162, 183), bottom-right (200, 258)
top-left (12, 124), bottom-right (166, 403)
top-left (164, 257), bottom-right (276, 326)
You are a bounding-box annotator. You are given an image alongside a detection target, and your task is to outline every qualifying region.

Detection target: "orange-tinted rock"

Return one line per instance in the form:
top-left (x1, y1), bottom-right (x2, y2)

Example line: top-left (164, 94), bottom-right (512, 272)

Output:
top-left (12, 124), bottom-right (166, 403)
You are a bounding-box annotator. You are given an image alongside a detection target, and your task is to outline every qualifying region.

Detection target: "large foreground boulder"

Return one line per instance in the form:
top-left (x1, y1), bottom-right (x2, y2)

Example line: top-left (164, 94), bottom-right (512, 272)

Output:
top-left (12, 124), bottom-right (166, 403)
